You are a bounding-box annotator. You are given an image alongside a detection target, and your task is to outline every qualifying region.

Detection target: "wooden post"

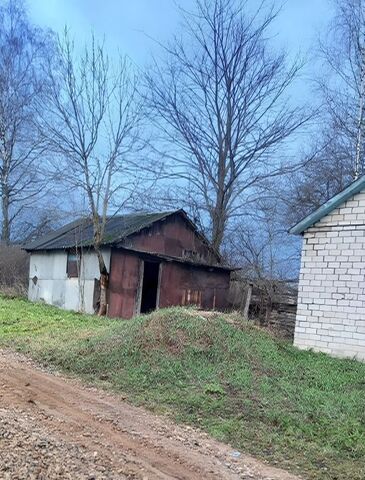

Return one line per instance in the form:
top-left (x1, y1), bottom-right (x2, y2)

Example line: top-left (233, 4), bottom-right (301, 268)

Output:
top-left (243, 283), bottom-right (253, 320)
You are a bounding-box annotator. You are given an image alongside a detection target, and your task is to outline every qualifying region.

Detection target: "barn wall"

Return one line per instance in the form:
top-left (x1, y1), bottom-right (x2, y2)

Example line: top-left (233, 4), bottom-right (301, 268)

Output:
top-left (295, 190), bottom-right (365, 361)
top-left (28, 248), bottom-right (111, 314)
top-left (108, 249), bottom-right (230, 319)
top-left (108, 250), bottom-right (141, 318)
top-left (159, 262), bottom-right (230, 311)
top-left (121, 214), bottom-right (217, 263)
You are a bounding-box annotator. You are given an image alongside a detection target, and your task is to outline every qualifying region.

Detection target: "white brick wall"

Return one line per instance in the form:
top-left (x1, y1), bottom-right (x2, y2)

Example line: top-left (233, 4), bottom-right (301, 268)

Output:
top-left (295, 190), bottom-right (365, 361)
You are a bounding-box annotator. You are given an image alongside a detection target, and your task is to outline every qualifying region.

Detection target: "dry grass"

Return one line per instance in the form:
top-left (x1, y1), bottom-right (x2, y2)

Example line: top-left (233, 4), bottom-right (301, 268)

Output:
top-left (0, 244), bottom-right (29, 296)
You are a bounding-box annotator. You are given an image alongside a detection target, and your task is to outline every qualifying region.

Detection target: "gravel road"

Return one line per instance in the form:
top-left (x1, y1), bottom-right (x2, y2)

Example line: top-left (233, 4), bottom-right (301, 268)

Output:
top-left (0, 350), bottom-right (301, 480)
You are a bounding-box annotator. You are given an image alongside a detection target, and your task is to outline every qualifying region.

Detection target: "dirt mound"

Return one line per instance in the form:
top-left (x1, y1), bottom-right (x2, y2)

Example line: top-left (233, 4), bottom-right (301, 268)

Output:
top-left (136, 308), bottom-right (219, 354)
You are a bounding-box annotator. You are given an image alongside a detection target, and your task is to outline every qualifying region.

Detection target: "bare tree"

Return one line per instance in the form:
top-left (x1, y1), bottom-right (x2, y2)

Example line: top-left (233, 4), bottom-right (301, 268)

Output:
top-left (283, 136), bottom-right (354, 225)
top-left (227, 196), bottom-right (299, 280)
top-left (39, 31), bottom-right (143, 315)
top-left (284, 0), bottom-right (365, 224)
top-left (0, 0), bottom-right (54, 244)
top-left (318, 0), bottom-right (365, 178)
top-left (226, 197), bottom-right (299, 323)
top-left (147, 0), bottom-right (309, 253)
top-left (16, 207), bottom-right (65, 243)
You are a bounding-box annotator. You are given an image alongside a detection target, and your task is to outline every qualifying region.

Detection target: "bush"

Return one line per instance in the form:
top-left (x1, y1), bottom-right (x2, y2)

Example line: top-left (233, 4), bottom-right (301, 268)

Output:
top-left (0, 243), bottom-right (29, 296)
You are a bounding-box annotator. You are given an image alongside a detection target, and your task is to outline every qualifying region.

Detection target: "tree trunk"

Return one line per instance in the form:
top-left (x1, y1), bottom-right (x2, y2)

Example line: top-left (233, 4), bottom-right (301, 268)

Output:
top-left (95, 246), bottom-right (109, 316)
top-left (1, 183), bottom-right (10, 245)
top-left (211, 148), bottom-right (227, 253)
top-left (355, 60), bottom-right (365, 178)
top-left (98, 271), bottom-right (108, 316)
top-left (211, 187), bottom-right (226, 253)
top-left (211, 212), bottom-right (225, 253)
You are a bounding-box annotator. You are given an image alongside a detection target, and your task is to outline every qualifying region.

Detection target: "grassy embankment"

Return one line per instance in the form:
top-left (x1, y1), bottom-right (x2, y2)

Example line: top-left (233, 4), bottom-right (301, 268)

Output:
top-left (0, 295), bottom-right (364, 480)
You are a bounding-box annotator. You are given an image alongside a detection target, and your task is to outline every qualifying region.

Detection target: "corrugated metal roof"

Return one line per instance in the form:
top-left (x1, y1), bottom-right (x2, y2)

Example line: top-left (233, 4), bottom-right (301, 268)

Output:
top-left (289, 175), bottom-right (365, 235)
top-left (23, 211), bottom-right (178, 251)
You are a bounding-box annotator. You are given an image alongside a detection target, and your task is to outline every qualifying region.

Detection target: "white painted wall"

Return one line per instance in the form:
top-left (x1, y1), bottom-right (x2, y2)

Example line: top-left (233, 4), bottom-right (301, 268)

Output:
top-left (295, 191), bottom-right (365, 361)
top-left (28, 249), bottom-right (111, 314)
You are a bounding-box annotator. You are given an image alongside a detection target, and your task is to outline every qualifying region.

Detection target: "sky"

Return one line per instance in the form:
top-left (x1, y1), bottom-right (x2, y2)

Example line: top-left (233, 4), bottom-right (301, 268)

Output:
top-left (28, 0), bottom-right (334, 69)
top-left (25, 0), bottom-right (336, 275)
top-left (27, 0), bottom-right (335, 130)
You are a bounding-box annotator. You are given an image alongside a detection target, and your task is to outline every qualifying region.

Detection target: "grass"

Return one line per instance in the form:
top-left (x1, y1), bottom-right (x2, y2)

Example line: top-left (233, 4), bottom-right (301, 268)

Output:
top-left (0, 296), bottom-right (364, 480)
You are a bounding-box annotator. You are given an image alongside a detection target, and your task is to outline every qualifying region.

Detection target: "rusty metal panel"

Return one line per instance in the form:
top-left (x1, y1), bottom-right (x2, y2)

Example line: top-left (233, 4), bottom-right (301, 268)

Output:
top-left (159, 262), bottom-right (230, 311)
top-left (109, 239), bottom-right (231, 319)
top-left (123, 215), bottom-right (216, 263)
top-left (108, 250), bottom-right (141, 319)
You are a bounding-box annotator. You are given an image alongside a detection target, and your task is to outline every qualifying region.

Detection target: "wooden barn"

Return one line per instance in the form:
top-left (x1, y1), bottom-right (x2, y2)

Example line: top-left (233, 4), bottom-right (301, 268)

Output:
top-left (24, 210), bottom-right (234, 318)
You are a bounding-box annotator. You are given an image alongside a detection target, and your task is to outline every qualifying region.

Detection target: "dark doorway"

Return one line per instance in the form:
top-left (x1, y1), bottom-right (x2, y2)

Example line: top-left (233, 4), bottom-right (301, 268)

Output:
top-left (140, 261), bottom-right (160, 314)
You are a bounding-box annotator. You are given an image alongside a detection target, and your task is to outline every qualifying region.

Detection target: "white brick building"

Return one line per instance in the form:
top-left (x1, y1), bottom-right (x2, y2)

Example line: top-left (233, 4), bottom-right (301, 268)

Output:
top-left (290, 177), bottom-right (365, 361)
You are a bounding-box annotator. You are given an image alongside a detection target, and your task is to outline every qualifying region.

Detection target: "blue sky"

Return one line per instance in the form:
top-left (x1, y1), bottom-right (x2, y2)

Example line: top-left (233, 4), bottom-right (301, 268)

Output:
top-left (26, 0), bottom-right (335, 273)
top-left (28, 0), bottom-right (333, 69)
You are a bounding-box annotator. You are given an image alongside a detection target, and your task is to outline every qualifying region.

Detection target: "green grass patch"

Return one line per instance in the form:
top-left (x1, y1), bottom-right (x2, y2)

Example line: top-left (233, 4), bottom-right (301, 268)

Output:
top-left (0, 295), bottom-right (364, 479)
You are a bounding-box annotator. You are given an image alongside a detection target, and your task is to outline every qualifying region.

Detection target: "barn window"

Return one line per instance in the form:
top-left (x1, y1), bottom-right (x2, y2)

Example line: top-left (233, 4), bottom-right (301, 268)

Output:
top-left (67, 250), bottom-right (80, 278)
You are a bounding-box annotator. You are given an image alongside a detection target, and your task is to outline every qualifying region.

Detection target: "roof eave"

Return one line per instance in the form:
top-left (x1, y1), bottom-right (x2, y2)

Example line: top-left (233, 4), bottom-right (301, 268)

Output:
top-left (117, 246), bottom-right (237, 271)
top-left (22, 211), bottom-right (179, 252)
top-left (289, 175), bottom-right (365, 235)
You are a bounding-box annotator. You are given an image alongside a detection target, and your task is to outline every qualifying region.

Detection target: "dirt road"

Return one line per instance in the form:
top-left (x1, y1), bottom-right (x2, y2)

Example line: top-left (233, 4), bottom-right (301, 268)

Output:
top-left (0, 350), bottom-right (300, 480)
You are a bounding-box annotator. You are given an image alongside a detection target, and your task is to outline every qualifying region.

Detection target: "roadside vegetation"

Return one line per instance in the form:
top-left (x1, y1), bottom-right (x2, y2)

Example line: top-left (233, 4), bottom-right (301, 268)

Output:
top-left (0, 295), bottom-right (364, 480)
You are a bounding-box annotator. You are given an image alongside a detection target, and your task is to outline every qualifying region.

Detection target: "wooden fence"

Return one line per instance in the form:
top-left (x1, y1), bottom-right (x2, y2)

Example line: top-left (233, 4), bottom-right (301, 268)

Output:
top-left (229, 279), bottom-right (298, 339)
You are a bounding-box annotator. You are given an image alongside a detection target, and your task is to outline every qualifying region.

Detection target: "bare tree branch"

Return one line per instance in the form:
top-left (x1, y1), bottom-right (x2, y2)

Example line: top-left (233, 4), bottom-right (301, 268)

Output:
top-left (146, 0), bottom-right (310, 252)
top-left (38, 31), bottom-right (144, 315)
top-left (0, 0), bottom-right (55, 244)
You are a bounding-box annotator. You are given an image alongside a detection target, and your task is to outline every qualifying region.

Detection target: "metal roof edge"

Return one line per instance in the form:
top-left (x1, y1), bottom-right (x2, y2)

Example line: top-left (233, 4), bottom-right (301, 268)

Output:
top-left (117, 246), bottom-right (238, 271)
top-left (22, 218), bottom-right (87, 251)
top-left (23, 211), bottom-right (179, 252)
top-left (289, 175), bottom-right (365, 235)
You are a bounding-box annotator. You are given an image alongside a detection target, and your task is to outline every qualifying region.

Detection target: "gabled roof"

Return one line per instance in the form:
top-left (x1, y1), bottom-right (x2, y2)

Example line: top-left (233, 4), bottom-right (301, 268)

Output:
top-left (23, 210), bottom-right (220, 263)
top-left (289, 175), bottom-right (365, 235)
top-left (24, 211), bottom-right (180, 251)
